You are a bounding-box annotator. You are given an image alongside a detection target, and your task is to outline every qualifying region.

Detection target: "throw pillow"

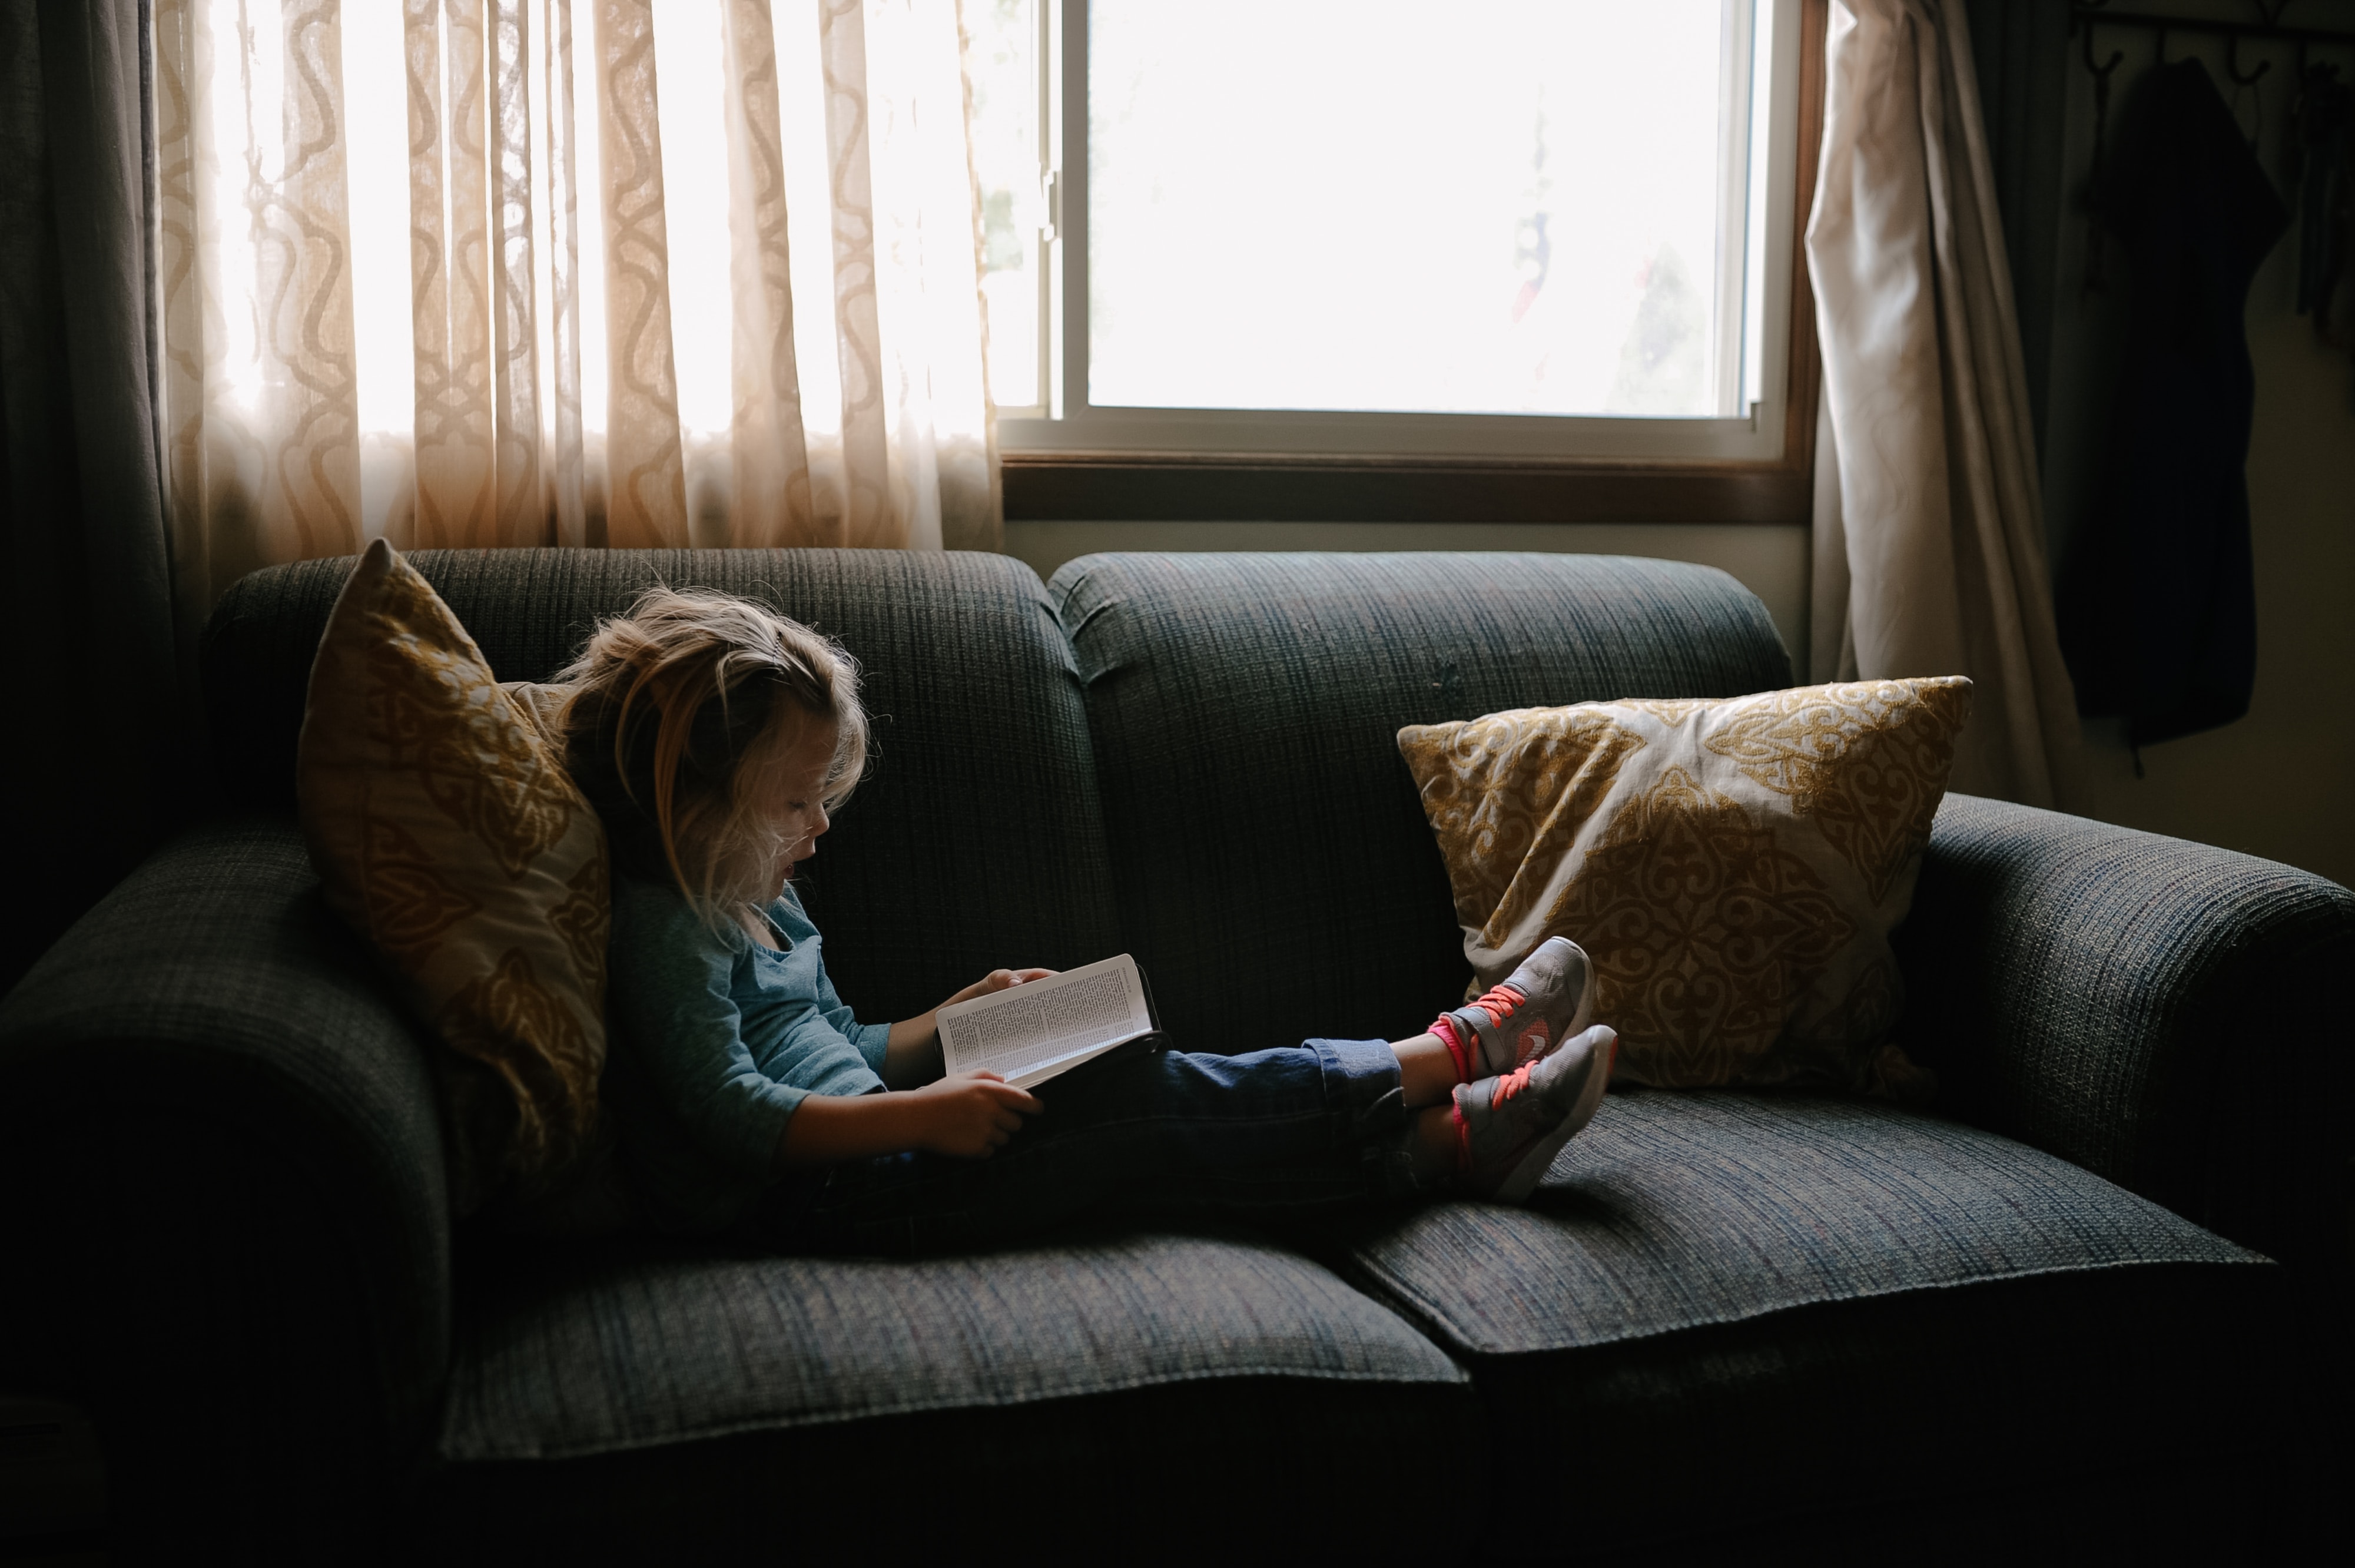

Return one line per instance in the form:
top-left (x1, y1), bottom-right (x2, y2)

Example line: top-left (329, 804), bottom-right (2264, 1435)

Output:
top-left (297, 539), bottom-right (608, 1208)
top-left (1397, 678), bottom-right (1972, 1090)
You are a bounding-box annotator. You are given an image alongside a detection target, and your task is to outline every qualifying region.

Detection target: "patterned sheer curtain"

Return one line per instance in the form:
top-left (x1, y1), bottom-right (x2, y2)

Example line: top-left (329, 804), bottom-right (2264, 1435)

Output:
top-left (153, 0), bottom-right (1000, 620)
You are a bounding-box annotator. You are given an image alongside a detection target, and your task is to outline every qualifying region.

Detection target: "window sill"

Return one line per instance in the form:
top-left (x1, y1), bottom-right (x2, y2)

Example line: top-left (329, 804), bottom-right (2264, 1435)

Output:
top-left (1003, 442), bottom-right (1815, 526)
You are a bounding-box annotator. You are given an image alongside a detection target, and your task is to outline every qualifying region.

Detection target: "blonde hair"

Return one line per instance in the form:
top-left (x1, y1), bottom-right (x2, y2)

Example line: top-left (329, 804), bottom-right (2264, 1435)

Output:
top-left (557, 587), bottom-right (867, 926)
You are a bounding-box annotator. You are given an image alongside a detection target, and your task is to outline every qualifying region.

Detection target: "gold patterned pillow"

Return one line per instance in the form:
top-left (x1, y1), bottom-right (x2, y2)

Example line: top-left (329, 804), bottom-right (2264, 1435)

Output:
top-left (1397, 679), bottom-right (1972, 1090)
top-left (297, 540), bottom-right (607, 1206)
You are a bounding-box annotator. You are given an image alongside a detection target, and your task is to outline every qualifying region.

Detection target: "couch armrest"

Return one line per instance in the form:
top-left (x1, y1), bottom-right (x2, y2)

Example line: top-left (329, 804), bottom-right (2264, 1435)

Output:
top-left (0, 818), bottom-right (451, 1556)
top-left (1895, 794), bottom-right (2353, 1293)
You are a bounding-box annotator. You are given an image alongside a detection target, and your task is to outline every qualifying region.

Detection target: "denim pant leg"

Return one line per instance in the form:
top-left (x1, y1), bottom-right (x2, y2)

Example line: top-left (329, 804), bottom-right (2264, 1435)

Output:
top-left (758, 1039), bottom-right (1417, 1255)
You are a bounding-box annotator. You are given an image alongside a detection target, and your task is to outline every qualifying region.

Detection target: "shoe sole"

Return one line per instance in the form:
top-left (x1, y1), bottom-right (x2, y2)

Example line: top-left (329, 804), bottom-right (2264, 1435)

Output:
top-left (1492, 1026), bottom-right (1616, 1203)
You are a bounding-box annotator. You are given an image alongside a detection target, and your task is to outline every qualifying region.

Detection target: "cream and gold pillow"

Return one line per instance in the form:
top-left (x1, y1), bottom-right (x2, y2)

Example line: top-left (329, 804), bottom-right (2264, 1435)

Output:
top-left (297, 541), bottom-right (607, 1207)
top-left (1398, 679), bottom-right (1971, 1091)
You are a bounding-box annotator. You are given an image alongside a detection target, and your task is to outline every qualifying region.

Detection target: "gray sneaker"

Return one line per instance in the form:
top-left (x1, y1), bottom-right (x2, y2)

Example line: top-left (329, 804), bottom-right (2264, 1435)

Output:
top-left (1440, 937), bottom-right (1594, 1080)
top-left (1455, 1023), bottom-right (1617, 1202)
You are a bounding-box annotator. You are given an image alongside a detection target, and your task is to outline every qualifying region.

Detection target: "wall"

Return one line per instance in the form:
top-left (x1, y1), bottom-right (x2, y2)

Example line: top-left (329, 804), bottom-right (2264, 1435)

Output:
top-left (2039, 5), bottom-right (2355, 887)
top-left (1006, 520), bottom-right (1812, 671)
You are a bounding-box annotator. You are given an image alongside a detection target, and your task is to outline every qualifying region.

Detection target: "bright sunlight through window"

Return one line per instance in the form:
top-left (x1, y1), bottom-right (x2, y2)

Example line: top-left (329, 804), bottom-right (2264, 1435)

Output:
top-left (968, 0), bottom-right (1796, 455)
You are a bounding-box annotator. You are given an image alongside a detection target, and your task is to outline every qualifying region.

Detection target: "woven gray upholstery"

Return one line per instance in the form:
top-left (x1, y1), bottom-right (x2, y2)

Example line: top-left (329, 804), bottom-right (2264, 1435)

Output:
top-left (423, 1381), bottom-right (1480, 1563)
top-left (0, 819), bottom-right (451, 1551)
top-left (1897, 794), bottom-right (2354, 1294)
top-left (1346, 1089), bottom-right (2290, 1559)
top-left (442, 1229), bottom-right (1462, 1461)
top-left (1049, 552), bottom-right (1793, 1051)
top-left (1467, 1261), bottom-right (2292, 1561)
top-left (422, 1230), bottom-right (1474, 1560)
top-left (1349, 1089), bottom-right (2261, 1358)
top-left (204, 548), bottom-right (1123, 1019)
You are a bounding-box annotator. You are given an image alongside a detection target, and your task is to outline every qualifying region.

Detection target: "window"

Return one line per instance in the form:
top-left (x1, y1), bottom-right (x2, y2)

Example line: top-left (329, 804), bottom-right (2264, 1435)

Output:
top-left (966, 0), bottom-right (1823, 520)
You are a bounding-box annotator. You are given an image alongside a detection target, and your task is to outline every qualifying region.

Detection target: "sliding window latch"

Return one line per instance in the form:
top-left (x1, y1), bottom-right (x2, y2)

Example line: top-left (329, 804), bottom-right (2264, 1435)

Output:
top-left (1043, 170), bottom-right (1064, 243)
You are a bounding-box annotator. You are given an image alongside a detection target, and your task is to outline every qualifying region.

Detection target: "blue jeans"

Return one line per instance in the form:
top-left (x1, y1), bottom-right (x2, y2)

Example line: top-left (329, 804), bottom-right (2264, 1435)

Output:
top-left (757, 1040), bottom-right (1419, 1255)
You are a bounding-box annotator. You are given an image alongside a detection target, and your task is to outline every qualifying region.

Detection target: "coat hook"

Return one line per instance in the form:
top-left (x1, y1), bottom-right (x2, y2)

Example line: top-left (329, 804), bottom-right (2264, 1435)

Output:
top-left (2228, 34), bottom-right (2270, 157)
top-left (2228, 34), bottom-right (2272, 86)
top-left (2081, 22), bottom-right (2126, 87)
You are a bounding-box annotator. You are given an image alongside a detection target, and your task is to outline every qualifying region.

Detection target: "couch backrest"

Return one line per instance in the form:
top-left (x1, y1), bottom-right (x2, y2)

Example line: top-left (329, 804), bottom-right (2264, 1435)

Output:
top-left (202, 548), bottom-right (1123, 1021)
top-left (1050, 552), bottom-right (1794, 1050)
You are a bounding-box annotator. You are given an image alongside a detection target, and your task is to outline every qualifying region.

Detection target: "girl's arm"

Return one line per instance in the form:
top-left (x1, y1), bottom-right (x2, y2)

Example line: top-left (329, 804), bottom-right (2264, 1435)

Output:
top-left (880, 967), bottom-right (1056, 1089)
top-left (774, 1072), bottom-right (1043, 1168)
top-left (777, 966), bottom-right (1058, 1169)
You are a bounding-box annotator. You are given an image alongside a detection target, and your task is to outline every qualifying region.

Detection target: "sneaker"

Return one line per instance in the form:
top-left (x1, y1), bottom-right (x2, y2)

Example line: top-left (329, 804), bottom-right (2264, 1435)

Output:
top-left (1454, 1024), bottom-right (1617, 1203)
top-left (1439, 937), bottom-right (1594, 1080)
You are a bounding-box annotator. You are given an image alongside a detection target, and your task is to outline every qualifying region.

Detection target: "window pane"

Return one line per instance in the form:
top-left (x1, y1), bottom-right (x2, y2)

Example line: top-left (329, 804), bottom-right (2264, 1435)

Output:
top-left (654, 0), bottom-right (734, 441)
top-left (1089, 0), bottom-right (1741, 417)
top-left (968, 0), bottom-right (1041, 409)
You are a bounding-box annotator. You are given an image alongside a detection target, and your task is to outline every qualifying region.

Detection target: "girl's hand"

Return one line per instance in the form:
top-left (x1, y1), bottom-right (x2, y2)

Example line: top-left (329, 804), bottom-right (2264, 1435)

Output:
top-left (941, 967), bottom-right (1056, 1009)
top-left (906, 1070), bottom-right (1043, 1158)
top-left (885, 965), bottom-right (1060, 1088)
top-left (883, 970), bottom-right (1059, 1091)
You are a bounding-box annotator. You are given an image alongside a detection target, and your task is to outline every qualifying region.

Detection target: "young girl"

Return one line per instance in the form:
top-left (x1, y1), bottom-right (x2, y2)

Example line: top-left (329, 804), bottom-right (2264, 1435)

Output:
top-left (562, 588), bottom-right (1617, 1251)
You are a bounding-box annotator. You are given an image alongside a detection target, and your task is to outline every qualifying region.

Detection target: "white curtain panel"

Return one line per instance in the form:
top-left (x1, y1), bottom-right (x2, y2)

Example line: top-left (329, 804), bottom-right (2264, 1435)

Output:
top-left (1805, 0), bottom-right (2078, 806)
top-left (153, 0), bottom-right (999, 618)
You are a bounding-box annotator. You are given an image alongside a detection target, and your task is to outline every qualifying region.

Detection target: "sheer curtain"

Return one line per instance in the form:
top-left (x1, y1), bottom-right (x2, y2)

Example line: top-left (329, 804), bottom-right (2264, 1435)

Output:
top-left (153, 0), bottom-right (999, 619)
top-left (1805, 0), bottom-right (2078, 806)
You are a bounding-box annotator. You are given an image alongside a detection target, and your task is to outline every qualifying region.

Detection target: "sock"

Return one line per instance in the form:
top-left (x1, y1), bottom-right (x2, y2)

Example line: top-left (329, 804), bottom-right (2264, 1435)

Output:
top-left (1429, 1014), bottom-right (1475, 1083)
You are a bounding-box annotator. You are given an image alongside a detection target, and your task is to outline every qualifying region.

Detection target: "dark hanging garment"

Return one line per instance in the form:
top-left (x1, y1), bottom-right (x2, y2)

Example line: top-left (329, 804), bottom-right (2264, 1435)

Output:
top-left (2057, 59), bottom-right (2290, 748)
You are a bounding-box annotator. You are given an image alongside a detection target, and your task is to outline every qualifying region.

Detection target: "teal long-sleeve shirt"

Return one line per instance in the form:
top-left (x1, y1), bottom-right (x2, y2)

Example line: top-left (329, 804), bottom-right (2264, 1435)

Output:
top-left (606, 872), bottom-right (892, 1231)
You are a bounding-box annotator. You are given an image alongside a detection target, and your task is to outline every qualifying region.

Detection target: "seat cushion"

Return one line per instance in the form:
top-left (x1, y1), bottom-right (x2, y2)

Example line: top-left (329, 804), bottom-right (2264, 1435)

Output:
top-left (1049, 551), bottom-right (1795, 1053)
top-left (424, 1229), bottom-right (1473, 1560)
top-left (204, 548), bottom-right (1120, 1025)
top-left (1344, 1089), bottom-right (2289, 1559)
top-left (441, 1229), bottom-right (1467, 1461)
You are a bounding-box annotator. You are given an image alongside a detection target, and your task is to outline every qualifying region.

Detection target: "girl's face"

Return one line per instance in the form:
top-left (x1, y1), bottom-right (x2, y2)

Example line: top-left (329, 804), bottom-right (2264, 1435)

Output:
top-left (752, 713), bottom-right (840, 881)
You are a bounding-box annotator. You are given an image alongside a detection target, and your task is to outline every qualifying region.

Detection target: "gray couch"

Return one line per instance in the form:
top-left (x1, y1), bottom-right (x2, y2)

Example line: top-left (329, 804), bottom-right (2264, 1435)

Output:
top-left (2, 549), bottom-right (2345, 1563)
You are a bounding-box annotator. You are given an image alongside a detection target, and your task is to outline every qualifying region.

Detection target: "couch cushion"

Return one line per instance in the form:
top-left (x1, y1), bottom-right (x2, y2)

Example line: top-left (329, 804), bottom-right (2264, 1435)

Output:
top-left (1354, 1089), bottom-right (2259, 1354)
top-left (204, 549), bottom-right (1119, 1024)
top-left (423, 1230), bottom-right (1475, 1559)
top-left (1345, 1089), bottom-right (2288, 1557)
top-left (441, 1229), bottom-right (1464, 1461)
top-left (1049, 552), bottom-right (1795, 1053)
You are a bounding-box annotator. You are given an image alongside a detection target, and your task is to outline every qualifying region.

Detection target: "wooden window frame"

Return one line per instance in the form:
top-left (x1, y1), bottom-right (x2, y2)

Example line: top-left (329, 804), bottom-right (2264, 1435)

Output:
top-left (1003, 0), bottom-right (1827, 525)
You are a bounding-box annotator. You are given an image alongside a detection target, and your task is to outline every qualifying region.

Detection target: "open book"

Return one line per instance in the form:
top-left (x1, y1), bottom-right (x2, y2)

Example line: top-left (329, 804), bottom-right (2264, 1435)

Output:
top-left (936, 953), bottom-right (1160, 1089)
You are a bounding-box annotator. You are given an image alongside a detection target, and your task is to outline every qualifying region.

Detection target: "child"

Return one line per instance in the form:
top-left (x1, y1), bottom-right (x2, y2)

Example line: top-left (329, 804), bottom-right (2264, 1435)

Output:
top-left (561, 588), bottom-right (1617, 1251)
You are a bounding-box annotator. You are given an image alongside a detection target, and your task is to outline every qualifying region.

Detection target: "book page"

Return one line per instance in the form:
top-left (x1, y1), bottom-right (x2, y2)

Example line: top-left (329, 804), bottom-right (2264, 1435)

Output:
top-left (936, 954), bottom-right (1156, 1089)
